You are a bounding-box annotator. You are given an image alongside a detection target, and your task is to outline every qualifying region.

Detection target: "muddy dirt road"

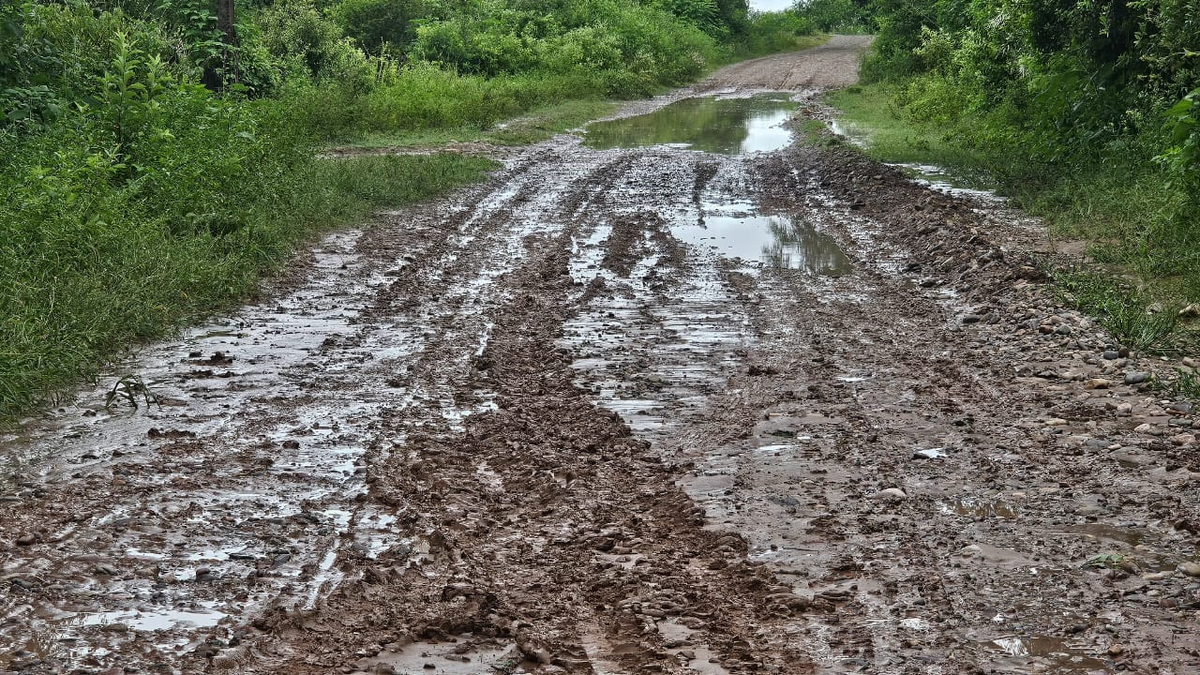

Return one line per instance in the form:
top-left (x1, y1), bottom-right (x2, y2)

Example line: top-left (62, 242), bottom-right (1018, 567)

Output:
top-left (3, 35), bottom-right (1200, 675)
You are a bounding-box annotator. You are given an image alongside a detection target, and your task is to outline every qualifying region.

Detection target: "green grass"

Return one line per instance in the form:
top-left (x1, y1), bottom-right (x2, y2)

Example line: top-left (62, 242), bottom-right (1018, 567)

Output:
top-left (826, 81), bottom-right (1200, 354)
top-left (1054, 271), bottom-right (1186, 354)
top-left (0, 153), bottom-right (497, 421)
top-left (824, 83), bottom-right (998, 189)
top-left (329, 98), bottom-right (618, 151)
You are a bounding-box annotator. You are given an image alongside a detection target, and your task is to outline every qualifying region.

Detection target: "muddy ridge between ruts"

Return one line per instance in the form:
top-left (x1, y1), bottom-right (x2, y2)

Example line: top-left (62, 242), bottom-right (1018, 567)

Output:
top-left (254, 218), bottom-right (820, 673)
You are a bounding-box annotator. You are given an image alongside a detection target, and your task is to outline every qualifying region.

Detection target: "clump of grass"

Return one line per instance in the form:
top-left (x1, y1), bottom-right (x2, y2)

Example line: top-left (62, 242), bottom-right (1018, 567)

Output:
top-left (1054, 271), bottom-right (1181, 353)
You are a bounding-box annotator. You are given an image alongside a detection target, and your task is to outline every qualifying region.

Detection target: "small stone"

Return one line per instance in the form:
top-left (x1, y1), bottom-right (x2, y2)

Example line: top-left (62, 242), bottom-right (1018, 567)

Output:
top-left (1125, 372), bottom-right (1151, 385)
top-left (1168, 418), bottom-right (1194, 429)
top-left (1179, 562), bottom-right (1200, 578)
top-left (1169, 434), bottom-right (1196, 446)
top-left (871, 488), bottom-right (907, 501)
top-left (1085, 379), bottom-right (1112, 390)
top-left (961, 314), bottom-right (982, 325)
top-left (1179, 304), bottom-right (1200, 318)
top-left (1116, 403), bottom-right (1133, 416)
top-left (1134, 423), bottom-right (1155, 434)
top-left (1103, 351), bottom-right (1121, 360)
top-left (1044, 418), bottom-right (1069, 426)
top-left (100, 623), bottom-right (130, 633)
top-left (94, 564), bottom-right (118, 576)
top-left (1108, 644), bottom-right (1125, 656)
top-left (1169, 401), bottom-right (1194, 414)
top-left (1183, 357), bottom-right (1198, 369)
top-left (15, 534), bottom-right (36, 546)
top-left (1056, 325), bottom-right (1073, 335)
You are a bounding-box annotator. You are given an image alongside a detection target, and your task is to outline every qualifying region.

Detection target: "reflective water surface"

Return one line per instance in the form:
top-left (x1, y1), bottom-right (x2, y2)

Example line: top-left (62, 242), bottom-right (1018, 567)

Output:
top-left (675, 200), bottom-right (853, 275)
top-left (584, 94), bottom-right (798, 154)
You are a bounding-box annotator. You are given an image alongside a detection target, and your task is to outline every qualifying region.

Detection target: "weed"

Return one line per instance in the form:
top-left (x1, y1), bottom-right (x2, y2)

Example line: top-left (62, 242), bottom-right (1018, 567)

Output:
top-left (105, 375), bottom-right (159, 410)
top-left (1054, 272), bottom-right (1181, 353)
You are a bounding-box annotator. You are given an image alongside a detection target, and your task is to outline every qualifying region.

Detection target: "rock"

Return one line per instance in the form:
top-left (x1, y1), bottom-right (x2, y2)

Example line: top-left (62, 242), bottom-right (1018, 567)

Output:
top-left (1169, 434), bottom-right (1196, 446)
top-left (1056, 325), bottom-right (1073, 336)
top-left (913, 448), bottom-right (945, 460)
top-left (1184, 357), bottom-right (1198, 369)
top-left (1125, 372), bottom-right (1151, 385)
top-left (1133, 423), bottom-right (1155, 434)
top-left (1179, 562), bottom-right (1200, 578)
top-left (962, 314), bottom-right (982, 324)
top-left (1108, 644), bottom-right (1126, 656)
top-left (15, 534), bottom-right (36, 546)
top-left (871, 488), bottom-right (907, 501)
top-left (1104, 351), bottom-right (1121, 360)
top-left (1179, 304), bottom-right (1200, 318)
top-left (1168, 418), bottom-right (1194, 429)
top-left (1044, 418), bottom-right (1069, 426)
top-left (1085, 379), bottom-right (1112, 390)
top-left (1117, 403), bottom-right (1133, 416)
top-left (1169, 401), bottom-right (1194, 414)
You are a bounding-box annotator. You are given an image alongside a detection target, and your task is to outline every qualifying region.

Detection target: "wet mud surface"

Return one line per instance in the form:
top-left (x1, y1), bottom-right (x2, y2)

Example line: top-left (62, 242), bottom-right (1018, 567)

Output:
top-left (3, 35), bottom-right (1200, 675)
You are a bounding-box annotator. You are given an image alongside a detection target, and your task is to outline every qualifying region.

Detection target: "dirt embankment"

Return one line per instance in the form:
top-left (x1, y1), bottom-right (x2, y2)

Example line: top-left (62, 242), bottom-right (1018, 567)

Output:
top-left (1, 36), bottom-right (1198, 675)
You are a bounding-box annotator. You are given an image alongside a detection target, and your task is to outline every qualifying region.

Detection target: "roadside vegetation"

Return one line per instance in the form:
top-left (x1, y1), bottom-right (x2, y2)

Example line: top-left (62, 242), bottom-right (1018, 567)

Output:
top-left (0, 0), bottom-right (822, 420)
top-left (820, 0), bottom-right (1200, 353)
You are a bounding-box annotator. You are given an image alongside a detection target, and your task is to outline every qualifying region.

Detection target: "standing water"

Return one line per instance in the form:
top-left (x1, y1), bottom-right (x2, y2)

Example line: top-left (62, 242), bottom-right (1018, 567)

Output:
top-left (583, 94), bottom-right (799, 155)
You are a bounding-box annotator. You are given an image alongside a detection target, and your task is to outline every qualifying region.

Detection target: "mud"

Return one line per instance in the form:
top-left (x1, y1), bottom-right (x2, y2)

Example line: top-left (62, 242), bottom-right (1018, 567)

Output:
top-left (3, 34), bottom-right (1200, 675)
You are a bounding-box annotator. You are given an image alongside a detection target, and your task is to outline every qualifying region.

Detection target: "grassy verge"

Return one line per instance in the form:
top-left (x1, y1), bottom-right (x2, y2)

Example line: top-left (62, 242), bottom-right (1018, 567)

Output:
top-left (0, 153), bottom-right (496, 421)
top-left (329, 98), bottom-right (619, 151)
top-left (826, 81), bottom-right (1200, 354)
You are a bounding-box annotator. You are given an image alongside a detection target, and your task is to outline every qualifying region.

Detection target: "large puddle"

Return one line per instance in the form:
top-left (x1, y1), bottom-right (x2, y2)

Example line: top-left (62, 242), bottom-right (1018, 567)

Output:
top-left (584, 94), bottom-right (797, 154)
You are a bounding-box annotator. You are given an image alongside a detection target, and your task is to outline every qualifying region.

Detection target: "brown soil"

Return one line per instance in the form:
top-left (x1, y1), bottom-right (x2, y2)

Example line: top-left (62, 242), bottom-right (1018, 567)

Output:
top-left (2, 36), bottom-right (1199, 675)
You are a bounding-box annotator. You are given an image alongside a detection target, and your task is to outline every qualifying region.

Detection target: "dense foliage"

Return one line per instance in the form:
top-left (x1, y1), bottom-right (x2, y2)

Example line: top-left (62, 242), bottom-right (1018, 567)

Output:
top-left (856, 0), bottom-right (1200, 196)
top-left (825, 0), bottom-right (1200, 303)
top-left (0, 0), bottom-right (815, 418)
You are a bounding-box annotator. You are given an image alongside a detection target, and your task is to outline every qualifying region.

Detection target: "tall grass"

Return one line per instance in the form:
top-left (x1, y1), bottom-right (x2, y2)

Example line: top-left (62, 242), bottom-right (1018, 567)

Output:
top-left (0, 106), bottom-right (496, 417)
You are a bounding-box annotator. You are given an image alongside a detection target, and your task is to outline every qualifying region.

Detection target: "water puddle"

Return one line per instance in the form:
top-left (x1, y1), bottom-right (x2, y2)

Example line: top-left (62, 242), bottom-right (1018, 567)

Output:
top-left (886, 162), bottom-right (1004, 203)
top-left (1062, 524), bottom-right (1148, 547)
top-left (677, 201), bottom-right (852, 274)
top-left (982, 636), bottom-right (1112, 673)
top-left (584, 94), bottom-right (797, 155)
top-left (940, 496), bottom-right (1018, 519)
top-left (68, 607), bottom-right (226, 632)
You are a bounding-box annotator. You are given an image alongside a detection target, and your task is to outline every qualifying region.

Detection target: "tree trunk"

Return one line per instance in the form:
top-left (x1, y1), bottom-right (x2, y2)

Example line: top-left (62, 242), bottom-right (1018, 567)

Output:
top-left (204, 0), bottom-right (237, 90)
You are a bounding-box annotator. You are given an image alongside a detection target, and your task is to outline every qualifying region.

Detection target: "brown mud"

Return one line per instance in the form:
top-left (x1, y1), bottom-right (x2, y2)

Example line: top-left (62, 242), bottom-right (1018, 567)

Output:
top-left (2, 35), bottom-right (1200, 675)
